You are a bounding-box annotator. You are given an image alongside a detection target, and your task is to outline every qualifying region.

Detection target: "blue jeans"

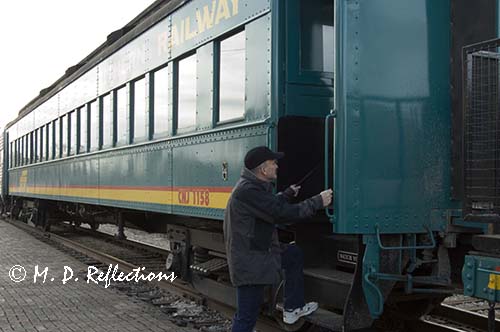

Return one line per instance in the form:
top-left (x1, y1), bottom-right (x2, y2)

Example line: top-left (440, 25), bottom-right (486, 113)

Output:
top-left (282, 244), bottom-right (305, 310)
top-left (231, 245), bottom-right (305, 332)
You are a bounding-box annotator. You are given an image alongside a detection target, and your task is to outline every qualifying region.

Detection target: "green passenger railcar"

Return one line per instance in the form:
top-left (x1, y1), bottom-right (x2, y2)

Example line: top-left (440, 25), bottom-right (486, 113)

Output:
top-left (4, 0), bottom-right (500, 330)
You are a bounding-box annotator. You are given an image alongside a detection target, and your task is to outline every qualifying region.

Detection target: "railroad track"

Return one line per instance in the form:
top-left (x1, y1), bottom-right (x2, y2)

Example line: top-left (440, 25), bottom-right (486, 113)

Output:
top-left (415, 297), bottom-right (500, 332)
top-left (4, 218), bottom-right (284, 332)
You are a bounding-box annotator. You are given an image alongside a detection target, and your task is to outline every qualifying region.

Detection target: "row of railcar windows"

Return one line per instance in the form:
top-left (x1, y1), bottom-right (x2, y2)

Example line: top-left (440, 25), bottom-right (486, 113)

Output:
top-left (9, 30), bottom-right (246, 168)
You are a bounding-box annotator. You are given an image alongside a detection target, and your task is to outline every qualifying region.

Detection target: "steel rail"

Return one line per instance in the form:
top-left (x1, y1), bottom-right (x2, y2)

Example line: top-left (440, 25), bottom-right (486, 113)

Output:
top-left (411, 319), bottom-right (475, 332)
top-left (433, 303), bottom-right (500, 331)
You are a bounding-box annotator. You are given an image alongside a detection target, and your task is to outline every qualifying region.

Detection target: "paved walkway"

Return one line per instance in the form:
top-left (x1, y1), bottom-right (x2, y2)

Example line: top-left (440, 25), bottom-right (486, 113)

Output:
top-left (0, 220), bottom-right (194, 332)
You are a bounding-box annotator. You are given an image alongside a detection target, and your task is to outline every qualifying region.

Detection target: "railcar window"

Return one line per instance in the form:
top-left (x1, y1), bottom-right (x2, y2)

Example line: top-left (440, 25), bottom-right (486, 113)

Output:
top-left (20, 139), bottom-right (23, 165)
top-left (18, 139), bottom-right (21, 166)
top-left (178, 54), bottom-right (197, 130)
top-left (25, 135), bottom-right (29, 164)
top-left (25, 136), bottom-right (28, 164)
top-left (219, 31), bottom-right (246, 122)
top-left (19, 137), bottom-right (22, 165)
top-left (39, 127), bottom-right (44, 162)
top-left (90, 101), bottom-right (99, 151)
top-left (61, 115), bottom-right (68, 157)
top-left (69, 111), bottom-right (76, 155)
top-left (23, 136), bottom-right (27, 164)
top-left (154, 66), bottom-right (169, 137)
top-left (54, 118), bottom-right (60, 159)
top-left (300, 0), bottom-right (334, 73)
top-left (133, 78), bottom-right (147, 142)
top-left (16, 139), bottom-right (19, 166)
top-left (29, 133), bottom-right (33, 164)
top-left (80, 106), bottom-right (88, 153)
top-left (26, 135), bottom-right (30, 164)
top-left (21, 136), bottom-right (25, 165)
top-left (102, 94), bottom-right (113, 148)
top-left (24, 134), bottom-right (31, 165)
top-left (23, 137), bottom-right (27, 165)
top-left (45, 124), bottom-right (50, 161)
top-left (10, 142), bottom-right (13, 168)
top-left (116, 87), bottom-right (128, 145)
top-left (34, 130), bottom-right (38, 162)
top-left (50, 124), bottom-right (54, 159)
top-left (29, 134), bottom-right (32, 164)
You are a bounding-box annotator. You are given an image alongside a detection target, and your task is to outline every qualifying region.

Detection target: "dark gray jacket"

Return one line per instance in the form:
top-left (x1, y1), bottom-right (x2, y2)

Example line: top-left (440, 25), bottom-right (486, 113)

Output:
top-left (223, 168), bottom-right (324, 286)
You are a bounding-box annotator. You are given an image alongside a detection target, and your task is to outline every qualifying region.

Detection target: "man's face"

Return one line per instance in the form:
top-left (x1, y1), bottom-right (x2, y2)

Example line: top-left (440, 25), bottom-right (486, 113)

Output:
top-left (261, 159), bottom-right (278, 181)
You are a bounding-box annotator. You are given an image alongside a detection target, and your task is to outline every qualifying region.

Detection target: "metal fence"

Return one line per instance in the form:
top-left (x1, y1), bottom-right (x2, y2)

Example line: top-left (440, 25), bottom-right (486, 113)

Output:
top-left (463, 38), bottom-right (500, 221)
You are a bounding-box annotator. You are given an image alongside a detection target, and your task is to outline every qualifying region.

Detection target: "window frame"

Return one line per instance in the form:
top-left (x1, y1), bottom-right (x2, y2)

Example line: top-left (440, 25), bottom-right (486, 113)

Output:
top-left (216, 29), bottom-right (247, 125)
top-left (176, 52), bottom-right (198, 134)
top-left (69, 111), bottom-right (77, 156)
top-left (113, 85), bottom-right (128, 146)
top-left (101, 93), bottom-right (113, 149)
top-left (89, 100), bottom-right (100, 152)
top-left (152, 64), bottom-right (171, 139)
top-left (34, 129), bottom-right (38, 162)
top-left (286, 0), bottom-right (334, 84)
top-left (39, 126), bottom-right (44, 162)
top-left (54, 118), bottom-right (60, 159)
top-left (131, 76), bottom-right (148, 143)
top-left (61, 114), bottom-right (68, 157)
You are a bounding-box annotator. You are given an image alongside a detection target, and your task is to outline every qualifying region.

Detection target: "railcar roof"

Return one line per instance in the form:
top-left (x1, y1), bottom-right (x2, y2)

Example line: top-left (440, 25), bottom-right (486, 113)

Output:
top-left (7, 0), bottom-right (186, 130)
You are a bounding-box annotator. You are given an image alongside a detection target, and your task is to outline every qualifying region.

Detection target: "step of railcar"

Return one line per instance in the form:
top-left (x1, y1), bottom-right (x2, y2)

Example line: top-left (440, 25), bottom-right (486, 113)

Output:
top-left (190, 258), bottom-right (228, 274)
top-left (303, 267), bottom-right (354, 286)
top-left (303, 267), bottom-right (354, 311)
top-left (276, 302), bottom-right (344, 331)
top-left (471, 234), bottom-right (500, 255)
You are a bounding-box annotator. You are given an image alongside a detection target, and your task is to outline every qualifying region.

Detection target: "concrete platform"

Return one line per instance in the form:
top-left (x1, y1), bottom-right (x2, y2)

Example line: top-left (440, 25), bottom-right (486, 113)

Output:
top-left (0, 220), bottom-right (195, 332)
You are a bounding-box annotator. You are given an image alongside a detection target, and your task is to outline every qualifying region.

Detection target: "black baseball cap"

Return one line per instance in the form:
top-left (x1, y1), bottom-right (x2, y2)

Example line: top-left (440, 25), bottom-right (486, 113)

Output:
top-left (244, 146), bottom-right (284, 170)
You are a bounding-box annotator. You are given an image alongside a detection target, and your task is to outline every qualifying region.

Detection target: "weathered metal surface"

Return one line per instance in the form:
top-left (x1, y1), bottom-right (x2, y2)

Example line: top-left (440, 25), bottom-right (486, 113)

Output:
top-left (333, 0), bottom-right (459, 234)
top-left (463, 254), bottom-right (500, 302)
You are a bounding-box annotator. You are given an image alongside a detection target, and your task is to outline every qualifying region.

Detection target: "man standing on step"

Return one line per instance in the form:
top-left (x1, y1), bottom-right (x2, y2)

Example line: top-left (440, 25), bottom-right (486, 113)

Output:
top-left (223, 146), bottom-right (333, 332)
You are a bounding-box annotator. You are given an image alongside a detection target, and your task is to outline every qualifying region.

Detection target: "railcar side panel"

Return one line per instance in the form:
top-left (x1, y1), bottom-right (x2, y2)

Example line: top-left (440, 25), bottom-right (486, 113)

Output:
top-left (8, 125), bottom-right (268, 220)
top-left (333, 0), bottom-right (458, 234)
top-left (97, 144), bottom-right (172, 212)
top-left (245, 15), bottom-right (272, 121)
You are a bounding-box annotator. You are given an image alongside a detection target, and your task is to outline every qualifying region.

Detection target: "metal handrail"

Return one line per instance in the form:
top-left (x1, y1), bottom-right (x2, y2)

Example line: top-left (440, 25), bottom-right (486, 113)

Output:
top-left (324, 110), bottom-right (336, 218)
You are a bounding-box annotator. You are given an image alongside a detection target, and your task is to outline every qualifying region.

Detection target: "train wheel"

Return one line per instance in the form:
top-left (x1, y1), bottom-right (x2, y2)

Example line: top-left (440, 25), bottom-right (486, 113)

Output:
top-left (43, 219), bottom-right (51, 232)
top-left (10, 206), bottom-right (20, 220)
top-left (27, 209), bottom-right (36, 226)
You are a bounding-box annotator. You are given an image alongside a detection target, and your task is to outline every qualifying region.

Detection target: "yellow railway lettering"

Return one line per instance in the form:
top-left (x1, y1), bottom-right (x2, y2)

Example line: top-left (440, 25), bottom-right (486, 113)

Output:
top-left (230, 0), bottom-right (239, 16)
top-left (196, 1), bottom-right (216, 33)
top-left (184, 16), bottom-right (197, 40)
top-left (215, 0), bottom-right (231, 25)
top-left (161, 0), bottom-right (240, 51)
top-left (171, 25), bottom-right (179, 48)
top-left (158, 31), bottom-right (169, 56)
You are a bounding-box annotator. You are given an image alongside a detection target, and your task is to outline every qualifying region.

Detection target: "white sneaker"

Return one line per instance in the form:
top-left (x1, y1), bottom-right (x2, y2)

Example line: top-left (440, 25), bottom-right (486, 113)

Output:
top-left (283, 302), bottom-right (318, 324)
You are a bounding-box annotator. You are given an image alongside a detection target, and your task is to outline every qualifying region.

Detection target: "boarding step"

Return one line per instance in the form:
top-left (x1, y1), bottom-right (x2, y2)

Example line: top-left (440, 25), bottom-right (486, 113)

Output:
top-left (303, 267), bottom-right (354, 286)
top-left (303, 268), bottom-right (354, 310)
top-left (276, 303), bottom-right (343, 331)
top-left (472, 234), bottom-right (500, 255)
top-left (190, 258), bottom-right (227, 274)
